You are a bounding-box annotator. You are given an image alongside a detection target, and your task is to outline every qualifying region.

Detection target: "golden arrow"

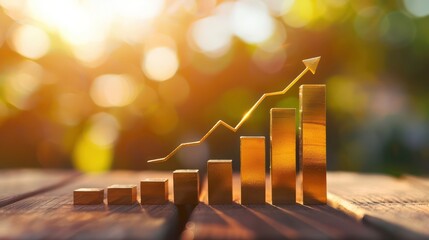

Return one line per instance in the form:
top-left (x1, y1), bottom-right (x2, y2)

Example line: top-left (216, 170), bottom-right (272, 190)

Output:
top-left (148, 56), bottom-right (321, 163)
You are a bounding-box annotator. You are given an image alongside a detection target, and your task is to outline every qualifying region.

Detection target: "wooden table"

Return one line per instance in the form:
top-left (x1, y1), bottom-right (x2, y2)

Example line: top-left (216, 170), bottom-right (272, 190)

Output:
top-left (0, 170), bottom-right (427, 239)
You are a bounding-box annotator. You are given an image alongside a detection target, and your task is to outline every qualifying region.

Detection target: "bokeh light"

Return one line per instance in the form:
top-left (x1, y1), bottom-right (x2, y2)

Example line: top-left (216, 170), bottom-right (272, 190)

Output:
top-left (264, 0), bottom-right (295, 16)
top-left (380, 11), bottom-right (415, 46)
top-left (3, 61), bottom-right (44, 109)
top-left (9, 24), bottom-right (50, 59)
top-left (142, 47), bottom-right (179, 82)
top-left (252, 48), bottom-right (287, 74)
top-left (90, 74), bottom-right (138, 108)
top-left (72, 42), bottom-right (108, 67)
top-left (403, 0), bottom-right (429, 18)
top-left (115, 0), bottom-right (164, 20)
top-left (232, 0), bottom-right (275, 44)
top-left (190, 15), bottom-right (232, 57)
top-left (73, 112), bottom-right (119, 172)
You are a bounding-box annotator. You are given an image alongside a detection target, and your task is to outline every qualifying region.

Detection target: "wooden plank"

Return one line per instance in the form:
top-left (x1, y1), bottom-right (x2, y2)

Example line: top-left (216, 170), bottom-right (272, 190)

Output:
top-left (328, 172), bottom-right (429, 239)
top-left (404, 175), bottom-right (429, 188)
top-left (0, 169), bottom-right (79, 207)
top-left (182, 174), bottom-right (381, 239)
top-left (0, 171), bottom-right (179, 240)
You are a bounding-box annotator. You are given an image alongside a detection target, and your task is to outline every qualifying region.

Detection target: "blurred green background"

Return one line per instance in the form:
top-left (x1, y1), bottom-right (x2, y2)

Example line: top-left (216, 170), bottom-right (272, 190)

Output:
top-left (0, 0), bottom-right (428, 175)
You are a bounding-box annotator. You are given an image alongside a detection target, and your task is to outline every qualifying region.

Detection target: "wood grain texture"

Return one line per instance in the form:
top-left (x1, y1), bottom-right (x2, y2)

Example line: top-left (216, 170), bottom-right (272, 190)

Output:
top-left (328, 172), bottom-right (429, 239)
top-left (0, 171), bottom-right (178, 240)
top-left (182, 174), bottom-right (381, 239)
top-left (0, 169), bottom-right (79, 207)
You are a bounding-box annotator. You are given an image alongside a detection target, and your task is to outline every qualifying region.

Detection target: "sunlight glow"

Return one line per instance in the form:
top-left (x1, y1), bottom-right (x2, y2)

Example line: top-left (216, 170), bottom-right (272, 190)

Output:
top-left (232, 0), bottom-right (275, 44)
top-left (8, 0), bottom-right (165, 61)
top-left (115, 0), bottom-right (164, 20)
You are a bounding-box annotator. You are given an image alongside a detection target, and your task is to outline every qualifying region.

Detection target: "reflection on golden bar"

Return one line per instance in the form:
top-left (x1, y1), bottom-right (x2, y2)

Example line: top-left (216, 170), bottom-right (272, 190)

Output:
top-left (270, 108), bottom-right (296, 204)
top-left (173, 169), bottom-right (199, 205)
top-left (241, 136), bottom-right (266, 204)
top-left (207, 160), bottom-right (232, 205)
top-left (299, 84), bottom-right (326, 205)
top-left (107, 185), bottom-right (137, 205)
top-left (140, 178), bottom-right (168, 205)
top-left (73, 188), bottom-right (104, 205)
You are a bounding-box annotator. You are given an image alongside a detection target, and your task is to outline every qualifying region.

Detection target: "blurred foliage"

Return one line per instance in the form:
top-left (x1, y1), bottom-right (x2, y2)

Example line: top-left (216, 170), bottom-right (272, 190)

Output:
top-left (0, 0), bottom-right (428, 175)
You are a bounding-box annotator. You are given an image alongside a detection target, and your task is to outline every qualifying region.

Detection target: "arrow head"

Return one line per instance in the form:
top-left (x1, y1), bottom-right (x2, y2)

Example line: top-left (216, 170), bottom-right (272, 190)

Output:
top-left (302, 56), bottom-right (321, 74)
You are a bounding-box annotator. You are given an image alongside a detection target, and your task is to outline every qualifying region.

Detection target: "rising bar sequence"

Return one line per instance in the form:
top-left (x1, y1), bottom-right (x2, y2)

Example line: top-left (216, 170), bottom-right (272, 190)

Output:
top-left (73, 58), bottom-right (326, 207)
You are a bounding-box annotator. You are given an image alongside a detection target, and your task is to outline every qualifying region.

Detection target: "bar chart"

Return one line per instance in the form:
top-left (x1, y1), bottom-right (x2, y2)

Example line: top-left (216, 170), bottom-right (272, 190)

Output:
top-left (73, 57), bottom-right (326, 206)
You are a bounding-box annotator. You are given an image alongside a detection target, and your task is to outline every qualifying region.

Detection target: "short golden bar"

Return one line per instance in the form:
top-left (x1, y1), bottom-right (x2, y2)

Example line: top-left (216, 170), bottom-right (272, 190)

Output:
top-left (207, 160), bottom-right (232, 205)
top-left (173, 169), bottom-right (199, 205)
top-left (140, 178), bottom-right (168, 205)
top-left (240, 136), bottom-right (266, 204)
top-left (73, 188), bottom-right (104, 205)
top-left (299, 84), bottom-right (326, 205)
top-left (107, 185), bottom-right (137, 205)
top-left (270, 108), bottom-right (296, 204)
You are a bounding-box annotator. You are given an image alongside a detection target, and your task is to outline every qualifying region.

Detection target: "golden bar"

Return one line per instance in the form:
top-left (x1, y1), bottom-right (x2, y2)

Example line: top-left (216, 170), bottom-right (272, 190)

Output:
top-left (299, 84), bottom-right (326, 205)
top-left (207, 160), bottom-right (232, 205)
top-left (107, 185), bottom-right (137, 205)
top-left (240, 136), bottom-right (266, 204)
top-left (73, 188), bottom-right (104, 205)
top-left (140, 178), bottom-right (168, 205)
top-left (270, 108), bottom-right (296, 204)
top-left (173, 169), bottom-right (199, 205)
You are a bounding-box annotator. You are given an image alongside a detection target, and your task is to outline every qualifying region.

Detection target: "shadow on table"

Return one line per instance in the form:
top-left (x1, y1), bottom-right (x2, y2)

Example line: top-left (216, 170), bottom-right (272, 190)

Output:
top-left (184, 203), bottom-right (382, 239)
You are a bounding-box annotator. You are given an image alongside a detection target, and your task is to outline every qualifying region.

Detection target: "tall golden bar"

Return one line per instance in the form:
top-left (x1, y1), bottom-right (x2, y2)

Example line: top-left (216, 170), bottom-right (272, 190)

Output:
top-left (207, 160), bottom-right (233, 205)
top-left (299, 84), bottom-right (326, 205)
top-left (270, 108), bottom-right (296, 204)
top-left (240, 136), bottom-right (266, 204)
